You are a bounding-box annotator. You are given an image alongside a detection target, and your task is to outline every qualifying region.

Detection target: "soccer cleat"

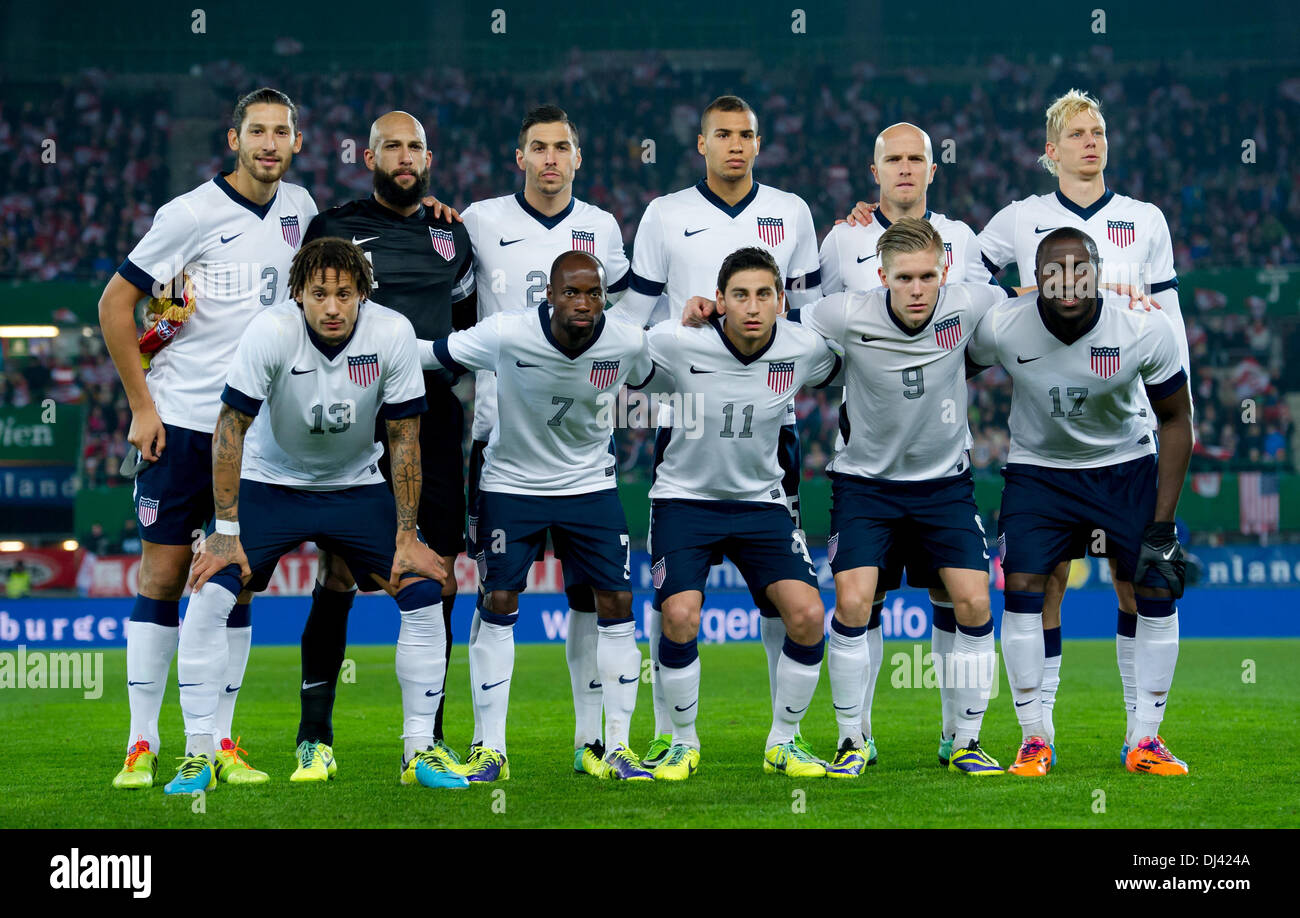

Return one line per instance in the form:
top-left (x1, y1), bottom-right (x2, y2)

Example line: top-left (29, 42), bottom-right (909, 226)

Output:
top-left (948, 741), bottom-right (1004, 775)
top-left (825, 739), bottom-right (868, 778)
top-left (652, 744), bottom-right (700, 782)
top-left (112, 738), bottom-right (158, 789)
top-left (641, 733), bottom-right (673, 769)
top-left (432, 738), bottom-right (461, 767)
top-left (573, 741), bottom-right (608, 777)
top-left (763, 741), bottom-right (827, 778)
top-left (602, 744), bottom-right (655, 780)
top-left (1007, 736), bottom-right (1053, 777)
top-left (290, 741), bottom-right (334, 783)
top-left (1126, 735), bottom-right (1188, 776)
top-left (938, 735), bottom-right (954, 767)
top-left (415, 750), bottom-right (470, 789)
top-left (457, 745), bottom-right (510, 783)
top-left (214, 737), bottom-right (270, 784)
top-left (163, 754), bottom-right (216, 795)
top-left (864, 735), bottom-right (879, 766)
top-left (1049, 743), bottom-right (1058, 767)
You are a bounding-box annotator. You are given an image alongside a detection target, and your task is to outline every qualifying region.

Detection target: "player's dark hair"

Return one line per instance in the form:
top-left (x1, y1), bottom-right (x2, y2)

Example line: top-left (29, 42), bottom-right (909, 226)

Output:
top-left (232, 87), bottom-right (299, 134)
top-left (518, 105), bottom-right (579, 150)
top-left (289, 237), bottom-right (374, 301)
top-left (1035, 227), bottom-right (1101, 275)
top-left (701, 95), bottom-right (757, 135)
top-left (717, 246), bottom-right (782, 293)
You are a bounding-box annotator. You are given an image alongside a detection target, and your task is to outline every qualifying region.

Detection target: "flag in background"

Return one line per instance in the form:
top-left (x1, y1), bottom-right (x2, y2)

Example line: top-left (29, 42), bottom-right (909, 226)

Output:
top-left (1239, 471), bottom-right (1280, 534)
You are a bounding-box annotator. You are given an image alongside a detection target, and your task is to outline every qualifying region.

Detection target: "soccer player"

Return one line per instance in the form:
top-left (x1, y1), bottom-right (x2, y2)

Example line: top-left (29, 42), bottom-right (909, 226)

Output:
top-left (295, 111), bottom-right (474, 771)
top-left (976, 90), bottom-right (1187, 761)
top-left (166, 237), bottom-right (466, 793)
top-left (645, 247), bottom-right (839, 780)
top-left (966, 228), bottom-right (1192, 776)
top-left (619, 94), bottom-right (822, 769)
top-left (796, 218), bottom-right (1009, 776)
top-left (459, 105), bottom-right (630, 776)
top-left (819, 122), bottom-right (992, 768)
top-left (98, 87), bottom-right (316, 789)
top-left (422, 251), bottom-right (654, 781)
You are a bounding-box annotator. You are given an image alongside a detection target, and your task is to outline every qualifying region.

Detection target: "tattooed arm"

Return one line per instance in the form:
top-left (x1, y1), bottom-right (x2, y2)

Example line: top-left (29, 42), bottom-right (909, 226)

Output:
top-left (188, 404), bottom-right (253, 591)
top-left (384, 415), bottom-right (448, 592)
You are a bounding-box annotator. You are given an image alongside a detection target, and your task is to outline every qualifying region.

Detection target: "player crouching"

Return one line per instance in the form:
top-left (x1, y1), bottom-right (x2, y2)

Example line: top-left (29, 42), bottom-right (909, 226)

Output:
top-left (171, 237), bottom-right (467, 793)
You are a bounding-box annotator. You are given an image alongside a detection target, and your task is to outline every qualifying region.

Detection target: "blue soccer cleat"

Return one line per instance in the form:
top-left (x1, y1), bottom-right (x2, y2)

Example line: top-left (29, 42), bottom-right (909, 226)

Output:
top-left (163, 753), bottom-right (215, 795)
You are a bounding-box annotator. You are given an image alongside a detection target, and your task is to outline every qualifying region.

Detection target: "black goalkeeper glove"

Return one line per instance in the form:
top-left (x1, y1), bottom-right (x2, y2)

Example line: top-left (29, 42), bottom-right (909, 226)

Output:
top-left (1133, 521), bottom-right (1186, 599)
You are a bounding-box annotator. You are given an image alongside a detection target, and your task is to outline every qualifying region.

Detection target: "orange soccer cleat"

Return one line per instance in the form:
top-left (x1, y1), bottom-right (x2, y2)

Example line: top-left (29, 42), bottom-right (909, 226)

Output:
top-left (1007, 736), bottom-right (1053, 777)
top-left (1125, 735), bottom-right (1189, 776)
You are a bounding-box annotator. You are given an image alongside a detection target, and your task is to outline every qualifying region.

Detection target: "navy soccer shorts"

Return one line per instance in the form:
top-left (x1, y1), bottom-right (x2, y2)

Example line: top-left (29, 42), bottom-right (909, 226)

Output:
top-left (132, 423), bottom-right (215, 546)
top-left (827, 471), bottom-right (991, 577)
top-left (649, 499), bottom-right (818, 607)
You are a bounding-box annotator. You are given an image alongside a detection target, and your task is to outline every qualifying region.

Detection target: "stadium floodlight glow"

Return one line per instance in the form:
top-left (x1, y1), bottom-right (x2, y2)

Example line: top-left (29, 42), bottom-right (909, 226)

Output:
top-left (62, 540), bottom-right (79, 551)
top-left (0, 541), bottom-right (25, 551)
top-left (0, 325), bottom-right (59, 338)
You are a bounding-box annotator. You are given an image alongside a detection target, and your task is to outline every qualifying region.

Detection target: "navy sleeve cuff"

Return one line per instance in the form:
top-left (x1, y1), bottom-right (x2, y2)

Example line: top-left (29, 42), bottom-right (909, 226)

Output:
top-left (999, 284), bottom-right (1018, 298)
top-left (1150, 277), bottom-right (1179, 294)
top-left (628, 271), bottom-right (666, 297)
top-left (786, 268), bottom-right (822, 290)
top-left (982, 253), bottom-right (1003, 278)
top-left (626, 365), bottom-right (656, 391)
top-left (378, 395), bottom-right (428, 420)
top-left (814, 354), bottom-right (842, 389)
top-left (964, 352), bottom-right (993, 379)
top-left (608, 270), bottom-right (630, 294)
top-left (432, 339), bottom-right (470, 378)
top-left (221, 384), bottom-right (263, 417)
top-left (786, 308), bottom-right (802, 324)
top-left (117, 258), bottom-right (160, 296)
top-left (1146, 368), bottom-right (1188, 403)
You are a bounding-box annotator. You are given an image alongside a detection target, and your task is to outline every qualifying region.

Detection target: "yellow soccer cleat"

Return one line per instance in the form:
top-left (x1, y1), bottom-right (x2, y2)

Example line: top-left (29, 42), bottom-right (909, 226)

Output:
top-left (652, 744), bottom-right (700, 781)
top-left (948, 741), bottom-right (1005, 776)
top-left (290, 741), bottom-right (335, 783)
top-left (112, 738), bottom-right (158, 790)
top-left (456, 745), bottom-right (510, 783)
top-left (573, 741), bottom-right (609, 778)
top-left (764, 741), bottom-right (827, 778)
top-left (1126, 735), bottom-right (1189, 776)
top-left (214, 737), bottom-right (270, 784)
top-left (1007, 736), bottom-right (1052, 777)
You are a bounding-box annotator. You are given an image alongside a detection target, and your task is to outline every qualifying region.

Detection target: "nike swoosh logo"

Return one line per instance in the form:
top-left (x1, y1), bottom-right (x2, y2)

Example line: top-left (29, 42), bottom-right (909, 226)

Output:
top-left (225, 684), bottom-right (240, 694)
top-left (127, 681), bottom-right (153, 686)
top-left (178, 682), bottom-right (200, 687)
top-left (674, 701), bottom-right (698, 712)
top-left (689, 365), bottom-right (715, 374)
top-left (1033, 226), bottom-right (1057, 234)
top-left (481, 679), bottom-right (509, 691)
top-left (516, 360), bottom-right (540, 368)
top-left (1014, 699), bottom-right (1034, 707)
top-left (618, 674), bottom-right (639, 684)
top-left (1162, 547), bottom-right (1176, 560)
top-left (588, 679), bottom-right (602, 690)
top-left (1016, 355), bottom-right (1044, 364)
top-left (302, 680), bottom-right (329, 691)
top-left (832, 703), bottom-right (856, 711)
top-left (684, 228), bottom-right (708, 237)
top-left (784, 704), bottom-right (809, 715)
top-left (1154, 700), bottom-right (1166, 707)
top-left (499, 237), bottom-right (524, 246)
top-left (291, 367), bottom-right (316, 375)
top-left (352, 235), bottom-right (379, 246)
top-left (856, 254), bottom-right (878, 264)
top-left (425, 689), bottom-right (442, 697)
top-left (220, 233), bottom-right (242, 244)
top-left (860, 335), bottom-right (884, 343)
top-left (965, 708), bottom-right (986, 716)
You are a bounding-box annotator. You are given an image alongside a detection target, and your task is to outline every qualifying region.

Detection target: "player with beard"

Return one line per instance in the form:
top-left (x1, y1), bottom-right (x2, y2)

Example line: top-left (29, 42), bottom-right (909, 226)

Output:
top-left (293, 112), bottom-right (474, 777)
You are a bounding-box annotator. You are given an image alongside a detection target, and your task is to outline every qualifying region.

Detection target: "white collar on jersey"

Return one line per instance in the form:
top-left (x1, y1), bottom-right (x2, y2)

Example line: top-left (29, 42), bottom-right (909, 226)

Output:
top-left (709, 315), bottom-right (778, 365)
top-left (1054, 188), bottom-right (1114, 221)
top-left (213, 173), bottom-right (279, 219)
top-left (694, 179), bottom-right (761, 219)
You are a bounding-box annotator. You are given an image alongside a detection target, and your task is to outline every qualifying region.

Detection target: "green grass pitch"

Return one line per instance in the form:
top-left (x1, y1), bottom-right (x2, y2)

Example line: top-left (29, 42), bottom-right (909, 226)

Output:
top-left (1, 639), bottom-right (1296, 828)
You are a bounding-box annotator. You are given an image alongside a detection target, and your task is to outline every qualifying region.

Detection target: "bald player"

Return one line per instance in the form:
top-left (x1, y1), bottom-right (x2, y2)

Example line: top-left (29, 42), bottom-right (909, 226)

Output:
top-left (296, 111), bottom-right (475, 773)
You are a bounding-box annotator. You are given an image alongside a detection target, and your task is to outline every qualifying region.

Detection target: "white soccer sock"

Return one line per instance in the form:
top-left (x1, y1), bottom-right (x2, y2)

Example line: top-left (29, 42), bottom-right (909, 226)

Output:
top-left (659, 655), bottom-right (701, 749)
top-left (125, 620), bottom-right (178, 753)
top-left (861, 615), bottom-right (883, 739)
top-left (767, 638), bottom-right (823, 748)
top-left (1001, 593), bottom-right (1046, 740)
top-left (931, 600), bottom-right (957, 740)
top-left (597, 618), bottom-right (642, 751)
top-left (468, 600), bottom-right (483, 745)
top-left (1040, 627), bottom-right (1062, 745)
top-left (214, 618), bottom-right (252, 745)
top-left (470, 616), bottom-right (515, 754)
top-left (177, 583), bottom-right (237, 757)
top-left (760, 615), bottom-right (786, 710)
top-left (645, 604), bottom-right (672, 737)
top-left (395, 599), bottom-right (446, 762)
top-left (1135, 609), bottom-right (1179, 741)
top-left (827, 618), bottom-right (868, 748)
top-left (1117, 611), bottom-right (1138, 744)
top-left (566, 609), bottom-right (603, 749)
top-left (950, 622), bottom-right (996, 749)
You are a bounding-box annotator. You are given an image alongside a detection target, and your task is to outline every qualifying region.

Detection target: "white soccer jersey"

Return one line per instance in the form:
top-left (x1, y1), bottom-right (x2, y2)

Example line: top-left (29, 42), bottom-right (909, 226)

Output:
top-left (430, 305), bottom-right (653, 496)
top-left (223, 301), bottom-right (426, 490)
top-left (644, 318), bottom-right (839, 503)
top-left (819, 208), bottom-right (991, 294)
top-left (118, 175), bottom-right (318, 434)
top-left (797, 283), bottom-right (1008, 481)
top-left (977, 190), bottom-right (1187, 370)
top-left (966, 291), bottom-right (1188, 469)
top-left (462, 192), bottom-right (630, 440)
top-left (621, 181), bottom-right (822, 327)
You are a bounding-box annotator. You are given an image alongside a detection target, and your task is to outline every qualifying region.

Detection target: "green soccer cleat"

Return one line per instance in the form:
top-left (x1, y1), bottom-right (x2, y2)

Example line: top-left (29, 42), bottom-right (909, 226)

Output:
top-left (457, 745), bottom-right (510, 782)
top-left (574, 741), bottom-right (608, 777)
top-left (641, 733), bottom-right (673, 769)
top-left (602, 744), bottom-right (655, 780)
top-left (652, 744), bottom-right (700, 781)
top-left (163, 753), bottom-right (216, 795)
top-left (938, 735), bottom-right (955, 767)
top-left (290, 741), bottom-right (335, 783)
top-left (863, 735), bottom-right (878, 766)
top-left (825, 739), bottom-right (868, 778)
top-left (764, 741), bottom-right (827, 778)
top-left (948, 741), bottom-right (1004, 776)
top-left (112, 739), bottom-right (158, 790)
top-left (214, 737), bottom-right (270, 784)
top-left (432, 738), bottom-right (461, 767)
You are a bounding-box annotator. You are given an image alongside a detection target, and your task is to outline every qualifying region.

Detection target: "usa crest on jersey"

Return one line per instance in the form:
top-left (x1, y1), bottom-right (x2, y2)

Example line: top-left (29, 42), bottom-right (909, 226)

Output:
top-left (281, 215), bottom-right (301, 247)
top-left (590, 359), bottom-right (620, 388)
top-left (934, 315), bottom-right (962, 350)
top-left (1107, 220), bottom-right (1136, 248)
top-left (651, 558), bottom-right (666, 589)
top-left (757, 216), bottom-right (784, 246)
top-left (348, 353), bottom-right (380, 387)
top-left (827, 532), bottom-right (839, 564)
top-left (1091, 346), bottom-right (1121, 379)
top-left (429, 227), bottom-right (456, 261)
top-left (138, 496), bottom-right (159, 528)
top-left (767, 361), bottom-right (795, 393)
top-left (571, 229), bottom-right (596, 254)
top-left (943, 241), bottom-right (954, 266)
